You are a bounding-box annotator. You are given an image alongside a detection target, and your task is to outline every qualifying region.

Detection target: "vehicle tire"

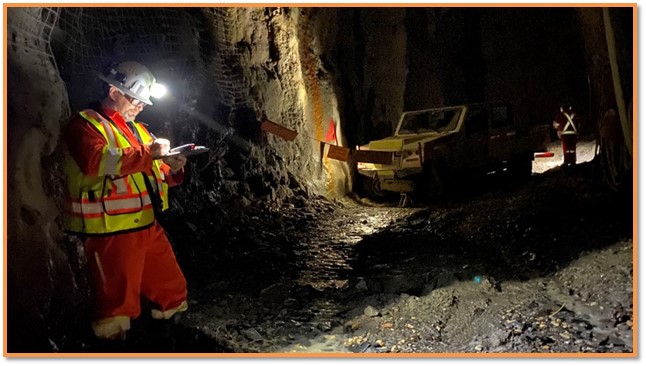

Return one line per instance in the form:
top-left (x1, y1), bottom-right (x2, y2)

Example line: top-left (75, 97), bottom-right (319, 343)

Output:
top-left (359, 174), bottom-right (389, 201)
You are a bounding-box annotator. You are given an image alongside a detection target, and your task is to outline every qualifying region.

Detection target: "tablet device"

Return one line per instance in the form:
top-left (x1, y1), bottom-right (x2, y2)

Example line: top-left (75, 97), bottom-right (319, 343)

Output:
top-left (157, 143), bottom-right (210, 159)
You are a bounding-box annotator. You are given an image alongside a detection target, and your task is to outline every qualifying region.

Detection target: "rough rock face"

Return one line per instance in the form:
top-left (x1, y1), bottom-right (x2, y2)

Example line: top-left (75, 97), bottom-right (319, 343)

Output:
top-left (6, 8), bottom-right (75, 351)
top-left (5, 6), bottom-right (632, 352)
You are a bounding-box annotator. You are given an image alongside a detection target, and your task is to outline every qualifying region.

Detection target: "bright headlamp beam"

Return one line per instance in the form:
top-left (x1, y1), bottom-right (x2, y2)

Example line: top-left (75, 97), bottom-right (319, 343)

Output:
top-left (150, 83), bottom-right (167, 99)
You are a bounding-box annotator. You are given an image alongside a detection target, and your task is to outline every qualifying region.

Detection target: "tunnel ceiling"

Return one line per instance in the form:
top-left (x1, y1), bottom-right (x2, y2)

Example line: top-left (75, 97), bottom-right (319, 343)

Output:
top-left (43, 7), bottom-right (620, 203)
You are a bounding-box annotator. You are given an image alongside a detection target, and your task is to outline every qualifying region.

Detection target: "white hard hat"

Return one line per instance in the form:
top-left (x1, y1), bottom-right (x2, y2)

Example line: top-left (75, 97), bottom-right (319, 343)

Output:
top-left (99, 61), bottom-right (156, 105)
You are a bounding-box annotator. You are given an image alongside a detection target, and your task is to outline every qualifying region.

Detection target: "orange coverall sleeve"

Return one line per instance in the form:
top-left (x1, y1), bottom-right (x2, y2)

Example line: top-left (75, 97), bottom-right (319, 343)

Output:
top-left (64, 115), bottom-right (154, 177)
top-left (135, 122), bottom-right (185, 187)
top-left (159, 163), bottom-right (185, 187)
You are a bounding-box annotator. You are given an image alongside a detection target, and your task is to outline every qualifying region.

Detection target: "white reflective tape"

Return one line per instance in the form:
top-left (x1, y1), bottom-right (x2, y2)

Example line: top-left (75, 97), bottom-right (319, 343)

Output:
top-left (104, 148), bottom-right (121, 175)
top-left (103, 196), bottom-right (145, 212)
top-left (71, 201), bottom-right (103, 214)
top-left (101, 121), bottom-right (118, 146)
top-left (111, 177), bottom-right (128, 194)
top-left (101, 120), bottom-right (121, 175)
top-left (70, 195), bottom-right (152, 214)
top-left (563, 113), bottom-right (578, 133)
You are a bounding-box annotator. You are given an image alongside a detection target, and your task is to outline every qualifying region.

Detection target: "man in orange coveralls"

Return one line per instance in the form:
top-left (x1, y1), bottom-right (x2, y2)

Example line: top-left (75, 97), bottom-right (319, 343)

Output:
top-left (63, 61), bottom-right (188, 340)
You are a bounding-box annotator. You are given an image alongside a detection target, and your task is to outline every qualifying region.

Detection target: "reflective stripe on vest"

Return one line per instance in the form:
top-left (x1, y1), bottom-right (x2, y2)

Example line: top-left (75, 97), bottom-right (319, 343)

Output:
top-left (562, 112), bottom-right (578, 135)
top-left (78, 111), bottom-right (126, 176)
top-left (99, 117), bottom-right (122, 175)
top-left (63, 109), bottom-right (164, 235)
top-left (67, 195), bottom-right (153, 217)
top-left (130, 121), bottom-right (169, 211)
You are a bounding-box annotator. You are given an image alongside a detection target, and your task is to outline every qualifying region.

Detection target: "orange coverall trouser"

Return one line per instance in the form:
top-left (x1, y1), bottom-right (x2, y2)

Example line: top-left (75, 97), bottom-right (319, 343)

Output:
top-left (84, 221), bottom-right (187, 323)
top-left (561, 134), bottom-right (578, 165)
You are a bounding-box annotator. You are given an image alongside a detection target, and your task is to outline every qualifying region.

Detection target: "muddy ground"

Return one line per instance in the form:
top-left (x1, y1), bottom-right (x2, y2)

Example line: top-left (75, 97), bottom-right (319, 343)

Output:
top-left (58, 143), bottom-right (633, 355)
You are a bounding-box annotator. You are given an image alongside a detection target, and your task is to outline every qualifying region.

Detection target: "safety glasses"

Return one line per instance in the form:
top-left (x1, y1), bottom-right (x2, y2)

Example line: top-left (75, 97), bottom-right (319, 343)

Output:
top-left (118, 90), bottom-right (145, 107)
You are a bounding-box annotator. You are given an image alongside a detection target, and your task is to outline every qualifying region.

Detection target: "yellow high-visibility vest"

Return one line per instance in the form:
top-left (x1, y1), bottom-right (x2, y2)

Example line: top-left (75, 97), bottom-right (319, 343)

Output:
top-left (63, 109), bottom-right (169, 235)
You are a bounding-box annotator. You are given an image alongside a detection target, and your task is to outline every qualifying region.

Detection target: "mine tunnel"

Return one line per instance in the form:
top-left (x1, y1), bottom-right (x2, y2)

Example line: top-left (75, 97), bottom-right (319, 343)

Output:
top-left (5, 6), bottom-right (634, 354)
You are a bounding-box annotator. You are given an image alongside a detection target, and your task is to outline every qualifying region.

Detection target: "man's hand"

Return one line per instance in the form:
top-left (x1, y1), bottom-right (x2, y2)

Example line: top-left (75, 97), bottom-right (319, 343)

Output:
top-left (162, 154), bottom-right (187, 173)
top-left (150, 138), bottom-right (171, 159)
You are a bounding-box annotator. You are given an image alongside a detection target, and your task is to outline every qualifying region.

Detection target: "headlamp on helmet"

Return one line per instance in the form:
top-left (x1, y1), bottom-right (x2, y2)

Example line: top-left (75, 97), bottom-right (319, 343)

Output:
top-left (150, 83), bottom-right (167, 99)
top-left (99, 61), bottom-right (167, 105)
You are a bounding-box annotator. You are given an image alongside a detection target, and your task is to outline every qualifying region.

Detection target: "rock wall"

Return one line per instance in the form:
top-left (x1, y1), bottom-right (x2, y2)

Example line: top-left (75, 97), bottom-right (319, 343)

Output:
top-left (6, 8), bottom-right (77, 351)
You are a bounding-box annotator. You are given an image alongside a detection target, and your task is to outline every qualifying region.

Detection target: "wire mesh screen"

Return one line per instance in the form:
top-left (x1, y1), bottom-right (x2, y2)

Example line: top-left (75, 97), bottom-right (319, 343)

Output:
top-left (54, 8), bottom-right (206, 110)
top-left (8, 5), bottom-right (311, 133)
top-left (46, 7), bottom-right (270, 159)
top-left (7, 7), bottom-right (60, 79)
top-left (204, 7), bottom-right (250, 108)
top-left (8, 6), bottom-right (330, 199)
